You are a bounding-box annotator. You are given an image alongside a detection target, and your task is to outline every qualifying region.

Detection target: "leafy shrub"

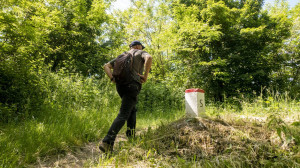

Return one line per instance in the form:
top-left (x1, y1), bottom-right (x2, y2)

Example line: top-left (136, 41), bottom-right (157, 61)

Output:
top-left (0, 64), bottom-right (45, 122)
top-left (138, 81), bottom-right (184, 113)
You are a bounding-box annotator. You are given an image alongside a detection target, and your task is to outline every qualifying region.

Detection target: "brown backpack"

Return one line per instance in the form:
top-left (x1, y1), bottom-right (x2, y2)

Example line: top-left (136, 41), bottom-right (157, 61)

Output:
top-left (112, 50), bottom-right (138, 84)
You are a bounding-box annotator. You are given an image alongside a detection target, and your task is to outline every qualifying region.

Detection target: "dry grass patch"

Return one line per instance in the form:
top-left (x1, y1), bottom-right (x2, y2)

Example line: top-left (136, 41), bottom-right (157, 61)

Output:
top-left (121, 117), bottom-right (300, 167)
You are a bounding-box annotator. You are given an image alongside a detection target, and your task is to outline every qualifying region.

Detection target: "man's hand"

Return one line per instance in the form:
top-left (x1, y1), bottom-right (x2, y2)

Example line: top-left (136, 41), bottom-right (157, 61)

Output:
top-left (104, 63), bottom-right (115, 84)
top-left (138, 73), bottom-right (147, 83)
top-left (111, 77), bottom-right (116, 83)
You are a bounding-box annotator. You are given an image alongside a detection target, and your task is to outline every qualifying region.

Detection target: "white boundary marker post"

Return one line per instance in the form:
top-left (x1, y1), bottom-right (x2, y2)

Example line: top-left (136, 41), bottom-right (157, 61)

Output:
top-left (185, 88), bottom-right (205, 117)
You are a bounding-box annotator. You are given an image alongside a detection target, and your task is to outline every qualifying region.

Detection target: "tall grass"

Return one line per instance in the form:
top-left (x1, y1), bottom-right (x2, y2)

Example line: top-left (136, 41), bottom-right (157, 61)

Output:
top-left (0, 72), bottom-right (119, 167)
top-left (206, 91), bottom-right (300, 121)
top-left (1, 71), bottom-right (299, 167)
top-left (0, 72), bottom-right (184, 167)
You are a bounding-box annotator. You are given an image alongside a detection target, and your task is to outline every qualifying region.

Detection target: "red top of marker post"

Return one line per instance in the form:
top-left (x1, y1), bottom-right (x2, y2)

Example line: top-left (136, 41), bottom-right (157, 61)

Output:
top-left (185, 88), bottom-right (205, 93)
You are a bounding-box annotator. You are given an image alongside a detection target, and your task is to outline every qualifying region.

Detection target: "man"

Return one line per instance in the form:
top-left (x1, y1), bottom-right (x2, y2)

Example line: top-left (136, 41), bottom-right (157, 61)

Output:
top-left (99, 40), bottom-right (152, 153)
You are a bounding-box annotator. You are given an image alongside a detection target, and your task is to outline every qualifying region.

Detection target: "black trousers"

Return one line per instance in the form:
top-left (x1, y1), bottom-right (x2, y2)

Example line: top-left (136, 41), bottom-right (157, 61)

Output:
top-left (103, 82), bottom-right (141, 145)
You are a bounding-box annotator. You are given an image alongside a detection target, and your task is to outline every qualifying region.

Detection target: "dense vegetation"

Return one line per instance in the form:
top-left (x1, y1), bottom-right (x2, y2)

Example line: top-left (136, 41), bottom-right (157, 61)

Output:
top-left (0, 0), bottom-right (299, 167)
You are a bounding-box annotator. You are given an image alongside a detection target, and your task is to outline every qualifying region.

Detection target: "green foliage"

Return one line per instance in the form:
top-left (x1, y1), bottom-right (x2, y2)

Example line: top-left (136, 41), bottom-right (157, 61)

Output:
top-left (111, 0), bottom-right (176, 80)
top-left (108, 0), bottom-right (299, 101)
top-left (170, 0), bottom-right (292, 101)
top-left (1, 0), bottom-right (300, 167)
top-left (111, 0), bottom-right (296, 101)
top-left (267, 114), bottom-right (299, 145)
top-left (0, 63), bottom-right (46, 122)
top-left (0, 0), bottom-right (113, 120)
top-left (0, 0), bottom-right (111, 83)
top-left (42, 0), bottom-right (110, 75)
top-left (275, 2), bottom-right (300, 98)
top-left (138, 81), bottom-right (184, 112)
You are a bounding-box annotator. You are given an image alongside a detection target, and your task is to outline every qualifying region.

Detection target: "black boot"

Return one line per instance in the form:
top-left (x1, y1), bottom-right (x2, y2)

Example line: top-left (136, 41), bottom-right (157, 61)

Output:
top-left (99, 142), bottom-right (113, 153)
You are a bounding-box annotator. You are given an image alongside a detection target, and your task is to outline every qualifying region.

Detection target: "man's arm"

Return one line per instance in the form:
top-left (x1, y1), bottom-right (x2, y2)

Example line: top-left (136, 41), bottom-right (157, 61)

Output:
top-left (103, 63), bottom-right (114, 82)
top-left (138, 55), bottom-right (152, 83)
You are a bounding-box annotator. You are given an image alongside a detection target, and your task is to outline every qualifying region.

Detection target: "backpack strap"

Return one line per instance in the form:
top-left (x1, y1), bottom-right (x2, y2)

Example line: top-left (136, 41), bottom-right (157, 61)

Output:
top-left (129, 49), bottom-right (139, 68)
top-left (130, 49), bottom-right (139, 57)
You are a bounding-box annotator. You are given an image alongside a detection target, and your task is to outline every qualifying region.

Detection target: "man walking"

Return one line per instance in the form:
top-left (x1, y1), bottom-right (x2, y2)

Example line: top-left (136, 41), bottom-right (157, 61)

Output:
top-left (99, 40), bottom-right (152, 153)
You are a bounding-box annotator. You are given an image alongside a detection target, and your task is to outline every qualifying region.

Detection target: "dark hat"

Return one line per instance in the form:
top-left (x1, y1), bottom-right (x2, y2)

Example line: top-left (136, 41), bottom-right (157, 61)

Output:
top-left (129, 40), bottom-right (145, 49)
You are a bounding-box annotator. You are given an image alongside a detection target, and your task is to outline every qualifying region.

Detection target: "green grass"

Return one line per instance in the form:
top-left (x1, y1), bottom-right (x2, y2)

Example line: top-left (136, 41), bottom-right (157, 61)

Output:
top-left (0, 73), bottom-right (299, 167)
top-left (206, 91), bottom-right (300, 119)
top-left (137, 108), bottom-right (185, 128)
top-left (0, 104), bottom-right (184, 168)
top-left (0, 73), bottom-right (117, 167)
top-left (0, 107), bottom-right (110, 167)
top-left (0, 73), bottom-right (184, 168)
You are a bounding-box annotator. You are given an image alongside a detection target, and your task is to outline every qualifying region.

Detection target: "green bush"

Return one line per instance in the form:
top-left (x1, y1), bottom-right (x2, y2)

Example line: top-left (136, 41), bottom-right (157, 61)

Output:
top-left (138, 81), bottom-right (184, 113)
top-left (0, 64), bottom-right (45, 122)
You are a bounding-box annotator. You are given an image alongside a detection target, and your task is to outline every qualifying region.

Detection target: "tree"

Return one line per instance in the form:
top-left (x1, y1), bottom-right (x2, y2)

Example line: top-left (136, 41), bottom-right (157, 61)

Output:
top-left (278, 2), bottom-right (300, 97)
top-left (0, 0), bottom-right (111, 121)
top-left (44, 0), bottom-right (110, 75)
top-left (170, 0), bottom-right (291, 100)
top-left (111, 0), bottom-right (176, 81)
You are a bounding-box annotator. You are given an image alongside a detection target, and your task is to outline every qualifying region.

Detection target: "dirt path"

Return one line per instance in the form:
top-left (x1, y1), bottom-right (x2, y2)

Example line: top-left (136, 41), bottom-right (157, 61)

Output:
top-left (35, 142), bottom-right (100, 168)
top-left (34, 135), bottom-right (129, 168)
